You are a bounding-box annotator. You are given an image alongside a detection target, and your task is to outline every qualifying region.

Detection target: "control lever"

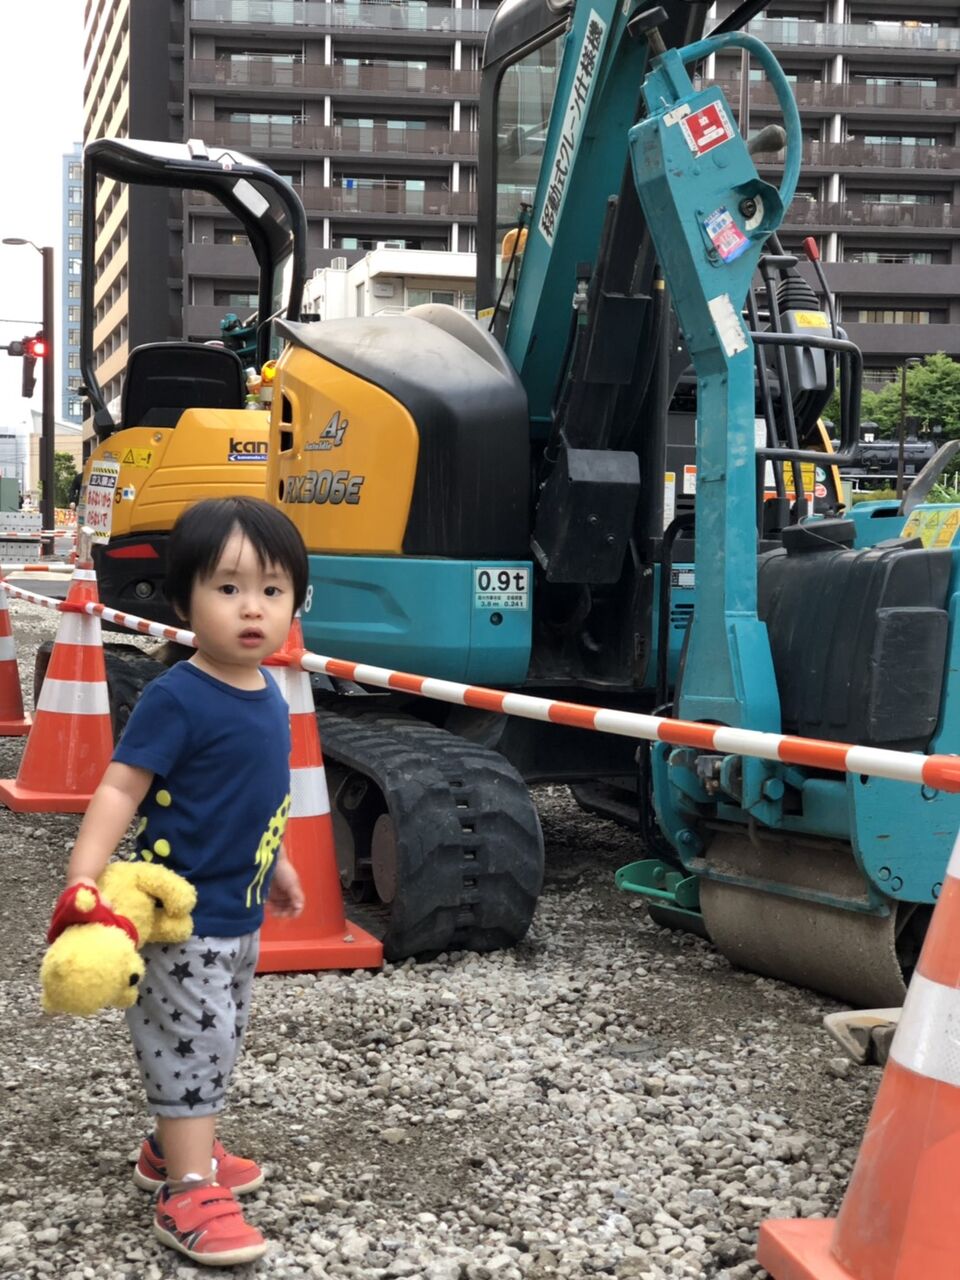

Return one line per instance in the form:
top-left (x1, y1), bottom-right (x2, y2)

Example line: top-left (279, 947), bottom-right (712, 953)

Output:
top-left (747, 124), bottom-right (787, 157)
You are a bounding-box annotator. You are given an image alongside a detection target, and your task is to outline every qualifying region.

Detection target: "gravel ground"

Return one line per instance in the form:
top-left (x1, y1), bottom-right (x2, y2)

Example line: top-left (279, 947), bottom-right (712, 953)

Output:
top-left (0, 598), bottom-right (878, 1280)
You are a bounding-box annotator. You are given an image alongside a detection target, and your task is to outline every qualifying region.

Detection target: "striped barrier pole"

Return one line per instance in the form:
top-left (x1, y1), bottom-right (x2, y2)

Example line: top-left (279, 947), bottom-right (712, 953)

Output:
top-left (3, 579), bottom-right (960, 795)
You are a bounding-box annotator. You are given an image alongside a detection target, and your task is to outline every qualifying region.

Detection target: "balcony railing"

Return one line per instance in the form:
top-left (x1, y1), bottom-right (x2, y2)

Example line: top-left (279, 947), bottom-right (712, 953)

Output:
top-left (757, 140), bottom-right (960, 172)
top-left (301, 184), bottom-right (476, 215)
top-left (194, 118), bottom-right (478, 157)
top-left (715, 79), bottom-right (960, 114)
top-left (784, 200), bottom-right (960, 228)
top-left (191, 0), bottom-right (493, 36)
top-left (189, 57), bottom-right (480, 96)
top-left (748, 17), bottom-right (960, 51)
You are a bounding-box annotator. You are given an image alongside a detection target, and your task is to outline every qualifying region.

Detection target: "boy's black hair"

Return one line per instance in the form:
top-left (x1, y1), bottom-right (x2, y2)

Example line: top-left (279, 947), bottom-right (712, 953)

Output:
top-left (166, 496), bottom-right (309, 618)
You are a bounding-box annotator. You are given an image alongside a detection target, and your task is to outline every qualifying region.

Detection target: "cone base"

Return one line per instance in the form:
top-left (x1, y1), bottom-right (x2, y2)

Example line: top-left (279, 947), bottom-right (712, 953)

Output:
top-left (257, 919), bottom-right (383, 973)
top-left (0, 778), bottom-right (93, 813)
top-left (758, 1219), bottom-right (850, 1280)
top-left (0, 715), bottom-right (32, 737)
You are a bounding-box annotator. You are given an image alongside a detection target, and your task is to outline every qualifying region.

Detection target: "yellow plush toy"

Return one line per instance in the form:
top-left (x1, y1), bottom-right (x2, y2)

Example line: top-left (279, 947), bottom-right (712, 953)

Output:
top-left (41, 862), bottom-right (196, 1016)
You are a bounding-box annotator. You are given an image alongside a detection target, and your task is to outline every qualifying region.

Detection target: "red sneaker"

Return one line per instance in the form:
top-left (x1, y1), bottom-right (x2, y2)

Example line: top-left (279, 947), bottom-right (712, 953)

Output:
top-left (153, 1183), bottom-right (268, 1266)
top-left (134, 1135), bottom-right (264, 1195)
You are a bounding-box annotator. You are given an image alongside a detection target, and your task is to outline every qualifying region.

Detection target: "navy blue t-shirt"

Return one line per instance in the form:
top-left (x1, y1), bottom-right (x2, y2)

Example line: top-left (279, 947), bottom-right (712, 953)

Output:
top-left (113, 662), bottom-right (292, 936)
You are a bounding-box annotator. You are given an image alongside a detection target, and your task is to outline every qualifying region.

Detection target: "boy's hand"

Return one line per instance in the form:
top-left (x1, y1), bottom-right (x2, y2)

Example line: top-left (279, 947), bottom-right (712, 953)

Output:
top-left (267, 857), bottom-right (305, 918)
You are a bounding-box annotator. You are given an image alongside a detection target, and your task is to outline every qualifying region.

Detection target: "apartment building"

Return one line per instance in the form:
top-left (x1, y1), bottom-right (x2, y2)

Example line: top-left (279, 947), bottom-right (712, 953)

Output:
top-left (82, 0), bottom-right (184, 419)
top-left (181, 0), bottom-right (496, 342)
top-left (712, 0), bottom-right (960, 383)
top-left (61, 144), bottom-right (84, 425)
top-left (83, 0), bottom-right (960, 406)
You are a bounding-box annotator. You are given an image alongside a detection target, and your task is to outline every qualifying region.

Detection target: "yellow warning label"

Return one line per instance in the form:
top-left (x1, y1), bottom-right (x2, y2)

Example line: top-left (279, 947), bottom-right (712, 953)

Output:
top-left (902, 507), bottom-right (960, 548)
top-left (793, 311), bottom-right (829, 329)
top-left (121, 448), bottom-right (153, 468)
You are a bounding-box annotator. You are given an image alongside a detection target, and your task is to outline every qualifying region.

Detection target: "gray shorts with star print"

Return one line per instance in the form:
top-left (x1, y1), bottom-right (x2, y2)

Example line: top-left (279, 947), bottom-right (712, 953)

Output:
top-left (124, 931), bottom-right (259, 1118)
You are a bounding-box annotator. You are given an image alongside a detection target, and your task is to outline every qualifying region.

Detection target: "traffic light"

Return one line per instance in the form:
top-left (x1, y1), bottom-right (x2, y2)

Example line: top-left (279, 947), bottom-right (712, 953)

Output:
top-left (20, 331), bottom-right (45, 399)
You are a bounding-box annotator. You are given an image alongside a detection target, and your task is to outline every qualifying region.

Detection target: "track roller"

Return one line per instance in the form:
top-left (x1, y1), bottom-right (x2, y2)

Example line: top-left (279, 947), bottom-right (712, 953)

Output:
top-left (318, 711), bottom-right (545, 961)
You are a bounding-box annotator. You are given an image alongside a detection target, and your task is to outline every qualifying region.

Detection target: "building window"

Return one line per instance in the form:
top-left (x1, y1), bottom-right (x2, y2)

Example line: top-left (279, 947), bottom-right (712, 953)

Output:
top-left (213, 289), bottom-right (259, 308)
top-left (852, 309), bottom-right (942, 324)
top-left (68, 282), bottom-right (80, 299)
top-left (68, 306), bottom-right (80, 323)
top-left (68, 352), bottom-right (80, 368)
top-left (857, 192), bottom-right (936, 205)
top-left (68, 186), bottom-right (81, 203)
top-left (213, 229), bottom-right (250, 246)
top-left (68, 375), bottom-right (81, 391)
top-left (68, 163), bottom-right (81, 181)
top-left (69, 257), bottom-right (81, 275)
top-left (68, 398), bottom-right (82, 418)
top-left (842, 248), bottom-right (943, 265)
top-left (68, 328), bottom-right (80, 346)
top-left (68, 211), bottom-right (82, 228)
top-left (68, 234), bottom-right (82, 252)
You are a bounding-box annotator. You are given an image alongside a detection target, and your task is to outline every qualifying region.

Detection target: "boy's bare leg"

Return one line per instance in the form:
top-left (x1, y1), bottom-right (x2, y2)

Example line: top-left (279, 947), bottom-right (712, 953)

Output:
top-left (156, 1115), bottom-right (218, 1183)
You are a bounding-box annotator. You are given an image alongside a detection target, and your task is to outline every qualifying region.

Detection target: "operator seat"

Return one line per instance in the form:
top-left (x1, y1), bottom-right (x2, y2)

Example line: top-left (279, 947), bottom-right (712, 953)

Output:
top-left (120, 342), bottom-right (246, 430)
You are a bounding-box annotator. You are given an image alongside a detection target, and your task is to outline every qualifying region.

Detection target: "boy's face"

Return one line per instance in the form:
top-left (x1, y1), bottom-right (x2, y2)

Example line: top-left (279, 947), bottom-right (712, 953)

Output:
top-left (185, 528), bottom-right (295, 671)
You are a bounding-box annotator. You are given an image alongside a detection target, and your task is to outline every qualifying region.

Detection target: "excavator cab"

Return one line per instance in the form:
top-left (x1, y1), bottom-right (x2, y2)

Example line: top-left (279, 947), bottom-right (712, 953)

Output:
top-left (78, 137), bottom-right (306, 624)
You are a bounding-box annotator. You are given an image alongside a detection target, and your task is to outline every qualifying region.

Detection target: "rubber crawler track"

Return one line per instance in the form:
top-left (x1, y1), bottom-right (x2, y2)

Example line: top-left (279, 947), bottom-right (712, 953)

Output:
top-left (318, 711), bottom-right (545, 961)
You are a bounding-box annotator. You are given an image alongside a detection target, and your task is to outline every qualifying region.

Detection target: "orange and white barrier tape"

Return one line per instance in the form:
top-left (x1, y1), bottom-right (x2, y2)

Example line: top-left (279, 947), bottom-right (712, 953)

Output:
top-left (299, 654), bottom-right (960, 795)
top-left (4, 578), bottom-right (960, 795)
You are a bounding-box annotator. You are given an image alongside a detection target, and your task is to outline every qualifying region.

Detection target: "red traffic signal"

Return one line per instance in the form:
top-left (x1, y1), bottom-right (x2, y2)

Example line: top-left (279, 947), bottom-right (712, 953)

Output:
top-left (23, 335), bottom-right (46, 359)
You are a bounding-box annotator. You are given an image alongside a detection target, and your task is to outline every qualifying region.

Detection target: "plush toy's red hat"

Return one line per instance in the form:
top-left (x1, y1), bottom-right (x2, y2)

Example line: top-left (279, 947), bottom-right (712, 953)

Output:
top-left (47, 883), bottom-right (139, 946)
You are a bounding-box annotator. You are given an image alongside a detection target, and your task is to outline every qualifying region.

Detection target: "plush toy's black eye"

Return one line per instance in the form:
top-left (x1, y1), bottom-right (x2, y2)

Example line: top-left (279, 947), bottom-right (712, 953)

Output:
top-left (129, 973), bottom-right (140, 986)
top-left (151, 896), bottom-right (164, 910)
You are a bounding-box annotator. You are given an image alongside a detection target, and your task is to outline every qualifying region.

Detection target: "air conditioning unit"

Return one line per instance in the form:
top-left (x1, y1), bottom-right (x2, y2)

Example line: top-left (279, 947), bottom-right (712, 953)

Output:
top-left (376, 240), bottom-right (405, 250)
top-left (331, 257), bottom-right (348, 270)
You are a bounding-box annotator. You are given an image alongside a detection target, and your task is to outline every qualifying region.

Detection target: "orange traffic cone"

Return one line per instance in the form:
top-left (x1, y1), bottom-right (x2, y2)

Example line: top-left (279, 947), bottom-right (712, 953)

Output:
top-left (258, 618), bottom-right (382, 973)
top-left (759, 828), bottom-right (960, 1280)
top-left (0, 580), bottom-right (31, 735)
top-left (0, 563), bottom-right (113, 813)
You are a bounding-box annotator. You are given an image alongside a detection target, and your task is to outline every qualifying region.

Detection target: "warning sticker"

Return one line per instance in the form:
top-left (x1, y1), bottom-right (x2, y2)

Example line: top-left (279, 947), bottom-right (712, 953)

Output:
top-left (704, 206), bottom-right (749, 263)
top-left (793, 311), bottom-right (829, 329)
top-left (86, 461), bottom-right (120, 545)
top-left (683, 464), bottom-right (697, 496)
top-left (663, 471), bottom-right (676, 529)
top-left (121, 448), bottom-right (153, 468)
top-left (903, 507), bottom-right (960, 548)
top-left (680, 100), bottom-right (735, 156)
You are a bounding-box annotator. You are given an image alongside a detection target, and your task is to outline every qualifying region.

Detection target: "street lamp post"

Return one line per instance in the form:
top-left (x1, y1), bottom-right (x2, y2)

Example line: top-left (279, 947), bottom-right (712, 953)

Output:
top-left (2, 239), bottom-right (55, 544)
top-left (897, 357), bottom-right (921, 501)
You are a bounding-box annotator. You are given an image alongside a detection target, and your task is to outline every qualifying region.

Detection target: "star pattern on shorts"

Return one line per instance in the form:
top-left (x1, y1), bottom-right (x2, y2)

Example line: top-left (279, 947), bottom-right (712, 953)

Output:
top-left (199, 1010), bottom-right (217, 1031)
top-left (200, 948), bottom-right (219, 967)
top-left (212, 1072), bottom-right (225, 1091)
top-left (170, 962), bottom-right (192, 984)
top-left (171, 1010), bottom-right (183, 1023)
top-left (180, 1087), bottom-right (203, 1109)
top-left (174, 1038), bottom-right (195, 1058)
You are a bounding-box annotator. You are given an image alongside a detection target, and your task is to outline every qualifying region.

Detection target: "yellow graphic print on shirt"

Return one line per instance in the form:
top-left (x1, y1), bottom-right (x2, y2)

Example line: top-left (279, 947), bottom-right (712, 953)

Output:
top-left (246, 793), bottom-right (292, 908)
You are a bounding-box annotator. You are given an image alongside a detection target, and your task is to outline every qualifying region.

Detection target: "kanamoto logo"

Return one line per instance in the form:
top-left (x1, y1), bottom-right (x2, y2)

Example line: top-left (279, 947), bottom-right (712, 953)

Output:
top-left (228, 438), bottom-right (268, 462)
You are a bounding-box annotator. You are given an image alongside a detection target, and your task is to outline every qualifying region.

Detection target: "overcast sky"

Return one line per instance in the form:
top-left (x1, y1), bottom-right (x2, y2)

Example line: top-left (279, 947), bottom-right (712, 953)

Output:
top-left (0, 2), bottom-right (85, 433)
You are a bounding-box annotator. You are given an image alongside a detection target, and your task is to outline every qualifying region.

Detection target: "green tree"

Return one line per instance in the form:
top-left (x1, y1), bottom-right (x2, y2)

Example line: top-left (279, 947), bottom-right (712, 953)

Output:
top-left (53, 451), bottom-right (78, 508)
top-left (825, 353), bottom-right (960, 439)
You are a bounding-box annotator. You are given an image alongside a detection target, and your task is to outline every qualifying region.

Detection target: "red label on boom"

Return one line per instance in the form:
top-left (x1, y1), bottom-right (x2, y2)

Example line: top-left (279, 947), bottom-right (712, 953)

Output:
top-left (680, 101), bottom-right (735, 156)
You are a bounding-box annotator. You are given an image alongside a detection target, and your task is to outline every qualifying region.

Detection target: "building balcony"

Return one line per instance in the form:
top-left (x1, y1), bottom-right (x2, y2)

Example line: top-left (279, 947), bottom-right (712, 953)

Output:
top-left (192, 119), bottom-right (477, 159)
top-left (188, 58), bottom-right (480, 98)
top-left (714, 79), bottom-right (960, 118)
top-left (184, 243), bottom-right (261, 275)
top-left (190, 0), bottom-right (492, 40)
top-left (822, 263), bottom-right (960, 297)
top-left (840, 321), bottom-right (960, 357)
top-left (301, 184), bottom-right (476, 216)
top-left (748, 17), bottom-right (960, 55)
top-left (758, 140), bottom-right (960, 176)
top-left (784, 200), bottom-right (960, 231)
